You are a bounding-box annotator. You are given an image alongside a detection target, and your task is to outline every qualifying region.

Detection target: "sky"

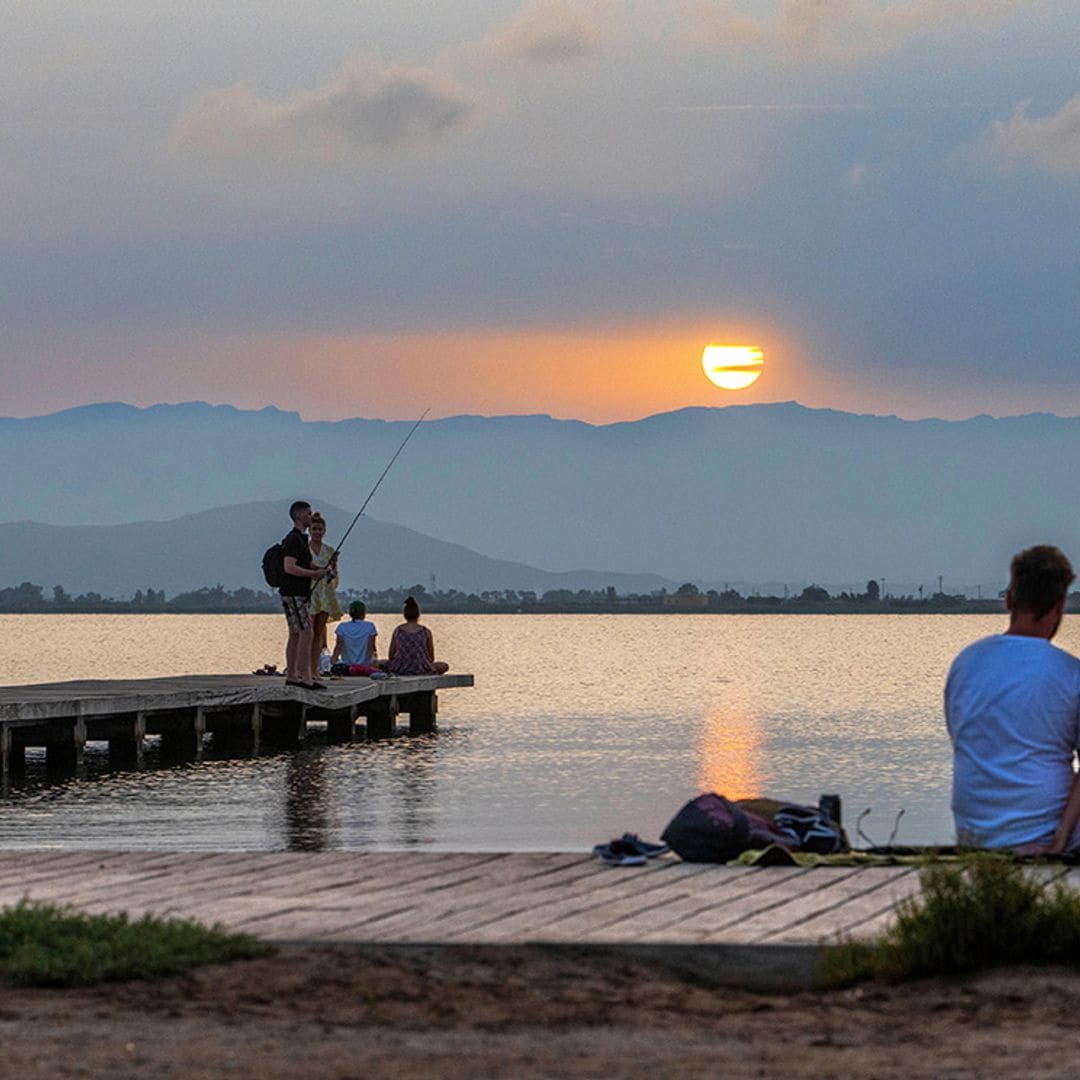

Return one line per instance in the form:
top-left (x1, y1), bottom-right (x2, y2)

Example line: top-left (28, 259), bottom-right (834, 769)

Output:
top-left (2, 0), bottom-right (1078, 423)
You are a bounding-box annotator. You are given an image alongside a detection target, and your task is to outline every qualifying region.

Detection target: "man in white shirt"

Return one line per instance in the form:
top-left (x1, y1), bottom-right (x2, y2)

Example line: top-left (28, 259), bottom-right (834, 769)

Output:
top-left (945, 545), bottom-right (1080, 851)
top-left (332, 600), bottom-right (378, 668)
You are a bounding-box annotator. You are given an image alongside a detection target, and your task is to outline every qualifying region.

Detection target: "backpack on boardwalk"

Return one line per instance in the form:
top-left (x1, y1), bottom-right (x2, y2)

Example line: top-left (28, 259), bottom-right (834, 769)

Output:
top-left (660, 793), bottom-right (796, 863)
top-left (772, 804), bottom-right (847, 854)
top-left (261, 540), bottom-right (287, 589)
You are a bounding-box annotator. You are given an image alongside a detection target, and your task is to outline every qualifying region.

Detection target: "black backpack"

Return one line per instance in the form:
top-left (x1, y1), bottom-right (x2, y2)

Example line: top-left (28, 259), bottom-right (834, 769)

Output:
top-left (261, 539), bottom-right (287, 589)
top-left (660, 793), bottom-right (796, 863)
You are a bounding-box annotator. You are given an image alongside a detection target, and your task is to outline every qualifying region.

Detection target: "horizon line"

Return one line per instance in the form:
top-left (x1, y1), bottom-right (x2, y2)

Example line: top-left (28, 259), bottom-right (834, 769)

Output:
top-left (4, 398), bottom-right (1079, 428)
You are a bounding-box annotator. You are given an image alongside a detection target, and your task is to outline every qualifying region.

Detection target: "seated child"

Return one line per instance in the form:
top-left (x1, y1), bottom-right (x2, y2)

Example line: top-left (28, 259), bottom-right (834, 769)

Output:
top-left (332, 601), bottom-right (378, 669)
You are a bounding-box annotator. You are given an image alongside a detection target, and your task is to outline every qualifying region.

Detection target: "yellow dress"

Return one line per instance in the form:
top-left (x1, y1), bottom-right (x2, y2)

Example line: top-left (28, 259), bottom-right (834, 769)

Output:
top-left (309, 542), bottom-right (344, 619)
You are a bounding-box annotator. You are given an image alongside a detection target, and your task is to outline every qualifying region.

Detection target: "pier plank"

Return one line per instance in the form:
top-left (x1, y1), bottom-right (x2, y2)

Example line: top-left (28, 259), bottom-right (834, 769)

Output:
top-left (0, 674), bottom-right (473, 723)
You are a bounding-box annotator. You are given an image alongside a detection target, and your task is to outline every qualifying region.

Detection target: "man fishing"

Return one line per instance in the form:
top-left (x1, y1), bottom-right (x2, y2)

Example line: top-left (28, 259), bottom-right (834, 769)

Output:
top-left (277, 411), bottom-right (428, 691)
top-left (280, 500), bottom-right (334, 690)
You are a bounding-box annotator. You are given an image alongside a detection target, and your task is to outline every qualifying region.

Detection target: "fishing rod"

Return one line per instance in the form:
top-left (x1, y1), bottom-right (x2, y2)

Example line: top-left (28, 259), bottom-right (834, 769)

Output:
top-left (330, 407), bottom-right (430, 563)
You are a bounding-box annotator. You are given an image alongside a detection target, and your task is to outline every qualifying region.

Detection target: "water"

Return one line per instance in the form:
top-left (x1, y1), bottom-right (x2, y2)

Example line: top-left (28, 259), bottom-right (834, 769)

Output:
top-left (2, 612), bottom-right (1065, 853)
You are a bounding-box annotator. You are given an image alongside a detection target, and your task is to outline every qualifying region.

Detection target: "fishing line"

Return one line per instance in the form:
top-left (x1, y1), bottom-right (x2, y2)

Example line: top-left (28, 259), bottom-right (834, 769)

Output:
top-left (330, 407), bottom-right (430, 562)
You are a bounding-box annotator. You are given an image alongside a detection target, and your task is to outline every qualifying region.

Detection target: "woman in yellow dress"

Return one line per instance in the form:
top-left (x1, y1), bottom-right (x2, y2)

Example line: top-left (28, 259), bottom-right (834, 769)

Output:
top-left (308, 511), bottom-right (343, 677)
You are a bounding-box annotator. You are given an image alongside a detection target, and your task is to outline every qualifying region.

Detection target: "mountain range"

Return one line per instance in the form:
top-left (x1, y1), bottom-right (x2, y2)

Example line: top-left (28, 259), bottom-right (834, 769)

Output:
top-left (0, 501), bottom-right (672, 598)
top-left (4, 400), bottom-right (1080, 589)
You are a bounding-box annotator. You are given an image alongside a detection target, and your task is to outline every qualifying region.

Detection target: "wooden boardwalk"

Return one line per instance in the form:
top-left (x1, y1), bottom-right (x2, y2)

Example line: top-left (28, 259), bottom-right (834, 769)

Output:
top-left (6, 851), bottom-right (1066, 988)
top-left (0, 673), bottom-right (474, 774)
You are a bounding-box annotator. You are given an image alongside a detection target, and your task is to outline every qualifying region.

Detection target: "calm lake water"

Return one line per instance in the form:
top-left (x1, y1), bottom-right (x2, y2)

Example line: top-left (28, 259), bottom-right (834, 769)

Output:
top-left (2, 612), bottom-right (1067, 853)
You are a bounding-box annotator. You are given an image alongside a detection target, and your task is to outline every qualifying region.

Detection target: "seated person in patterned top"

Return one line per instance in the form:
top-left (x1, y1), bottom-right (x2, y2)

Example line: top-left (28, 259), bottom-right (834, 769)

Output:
top-left (386, 596), bottom-right (449, 676)
top-left (332, 600), bottom-right (378, 668)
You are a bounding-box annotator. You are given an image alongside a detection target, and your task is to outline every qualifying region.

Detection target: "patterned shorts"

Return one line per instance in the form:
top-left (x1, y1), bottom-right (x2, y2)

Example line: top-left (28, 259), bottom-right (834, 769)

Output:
top-left (281, 595), bottom-right (312, 632)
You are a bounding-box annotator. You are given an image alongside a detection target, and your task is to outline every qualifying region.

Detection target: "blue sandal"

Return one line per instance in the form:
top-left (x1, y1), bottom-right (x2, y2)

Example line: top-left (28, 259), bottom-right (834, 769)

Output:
top-left (592, 842), bottom-right (646, 866)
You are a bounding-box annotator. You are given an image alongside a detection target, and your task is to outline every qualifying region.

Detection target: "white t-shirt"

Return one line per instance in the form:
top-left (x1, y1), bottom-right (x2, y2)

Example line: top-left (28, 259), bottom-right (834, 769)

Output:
top-left (945, 633), bottom-right (1080, 849)
top-left (334, 619), bottom-right (377, 665)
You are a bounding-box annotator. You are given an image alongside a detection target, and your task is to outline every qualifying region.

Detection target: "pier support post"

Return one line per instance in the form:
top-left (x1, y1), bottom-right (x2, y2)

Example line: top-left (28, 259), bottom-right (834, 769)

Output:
top-left (260, 701), bottom-right (306, 749)
top-left (361, 695), bottom-right (398, 740)
top-left (157, 706), bottom-right (205, 763)
top-left (105, 713), bottom-right (146, 770)
top-left (4, 733), bottom-right (26, 777)
top-left (0, 725), bottom-right (12, 780)
top-left (46, 717), bottom-right (86, 774)
top-left (400, 691), bottom-right (438, 736)
top-left (205, 703), bottom-right (261, 756)
top-left (249, 702), bottom-right (262, 755)
top-left (315, 704), bottom-right (357, 744)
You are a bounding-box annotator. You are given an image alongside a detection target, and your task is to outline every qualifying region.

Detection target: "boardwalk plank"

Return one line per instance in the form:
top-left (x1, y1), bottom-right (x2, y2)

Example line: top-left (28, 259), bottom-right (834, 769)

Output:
top-left (784, 871), bottom-right (926, 943)
top-left (51, 853), bottom-right (324, 911)
top-left (11, 849), bottom-right (1055, 965)
top-left (630, 867), bottom-right (864, 944)
top-left (433, 863), bottom-right (766, 944)
top-left (0, 851), bottom-right (119, 887)
top-left (730, 867), bottom-right (917, 944)
top-left (329, 856), bottom-right (662, 942)
top-left (548, 867), bottom-right (807, 944)
top-left (0, 852), bottom-right (199, 904)
top-left (630, 867), bottom-right (817, 943)
top-left (47, 853), bottom-right (503, 918)
top-left (265, 855), bottom-right (600, 939)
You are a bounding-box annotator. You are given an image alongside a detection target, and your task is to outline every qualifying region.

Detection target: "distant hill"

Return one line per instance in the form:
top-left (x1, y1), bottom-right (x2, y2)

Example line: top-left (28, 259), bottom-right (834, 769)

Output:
top-left (0, 500), bottom-right (674, 598)
top-left (3, 401), bottom-right (1080, 585)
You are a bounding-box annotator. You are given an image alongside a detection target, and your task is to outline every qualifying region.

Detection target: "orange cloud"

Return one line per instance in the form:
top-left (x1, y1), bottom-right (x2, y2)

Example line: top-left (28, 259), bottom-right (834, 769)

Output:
top-left (227, 319), bottom-right (822, 422)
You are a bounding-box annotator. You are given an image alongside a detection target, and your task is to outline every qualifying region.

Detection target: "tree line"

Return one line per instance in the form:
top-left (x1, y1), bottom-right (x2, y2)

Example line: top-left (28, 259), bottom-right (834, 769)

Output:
top-left (0, 579), bottom-right (1034, 615)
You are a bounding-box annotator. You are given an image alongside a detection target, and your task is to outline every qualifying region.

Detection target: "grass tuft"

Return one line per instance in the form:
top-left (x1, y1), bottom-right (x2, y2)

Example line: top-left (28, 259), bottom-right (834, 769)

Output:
top-left (0, 899), bottom-right (271, 987)
top-left (824, 855), bottom-right (1080, 986)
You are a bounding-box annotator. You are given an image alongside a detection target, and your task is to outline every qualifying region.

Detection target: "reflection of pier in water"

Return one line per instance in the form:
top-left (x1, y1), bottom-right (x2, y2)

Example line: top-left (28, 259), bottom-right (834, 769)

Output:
top-left (278, 736), bottom-right (443, 852)
top-left (284, 749), bottom-right (331, 852)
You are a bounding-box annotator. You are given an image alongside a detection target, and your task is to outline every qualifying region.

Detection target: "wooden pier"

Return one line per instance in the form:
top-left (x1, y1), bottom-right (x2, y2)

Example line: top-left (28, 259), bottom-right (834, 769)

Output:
top-left (2, 850), bottom-right (1071, 988)
top-left (0, 673), bottom-right (474, 776)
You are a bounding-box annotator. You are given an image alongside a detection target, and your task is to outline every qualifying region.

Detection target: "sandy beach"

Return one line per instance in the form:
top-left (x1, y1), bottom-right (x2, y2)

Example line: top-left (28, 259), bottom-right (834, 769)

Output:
top-left (3, 945), bottom-right (1079, 1078)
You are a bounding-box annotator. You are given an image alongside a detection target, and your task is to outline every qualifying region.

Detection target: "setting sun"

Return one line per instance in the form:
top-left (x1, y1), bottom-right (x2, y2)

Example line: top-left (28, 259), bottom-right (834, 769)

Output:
top-left (702, 345), bottom-right (764, 391)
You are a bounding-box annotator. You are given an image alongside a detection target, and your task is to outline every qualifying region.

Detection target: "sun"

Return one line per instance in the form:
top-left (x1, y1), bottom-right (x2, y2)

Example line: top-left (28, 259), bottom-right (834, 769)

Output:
top-left (702, 345), bottom-right (764, 390)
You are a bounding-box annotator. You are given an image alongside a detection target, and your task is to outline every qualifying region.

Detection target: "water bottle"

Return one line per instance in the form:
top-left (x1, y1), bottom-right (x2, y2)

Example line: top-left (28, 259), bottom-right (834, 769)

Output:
top-left (818, 793), bottom-right (842, 826)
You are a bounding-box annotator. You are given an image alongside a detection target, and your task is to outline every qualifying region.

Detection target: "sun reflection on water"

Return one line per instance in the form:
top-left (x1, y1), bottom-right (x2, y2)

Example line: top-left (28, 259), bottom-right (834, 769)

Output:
top-left (697, 704), bottom-right (765, 799)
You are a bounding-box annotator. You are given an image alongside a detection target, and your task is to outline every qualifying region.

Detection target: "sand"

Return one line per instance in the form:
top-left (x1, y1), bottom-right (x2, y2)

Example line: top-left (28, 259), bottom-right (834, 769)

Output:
top-left (2, 946), bottom-right (1079, 1078)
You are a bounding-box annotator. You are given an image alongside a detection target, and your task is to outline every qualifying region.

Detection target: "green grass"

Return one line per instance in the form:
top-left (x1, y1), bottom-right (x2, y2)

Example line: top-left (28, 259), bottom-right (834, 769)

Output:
top-left (825, 855), bottom-right (1080, 986)
top-left (0, 899), bottom-right (271, 987)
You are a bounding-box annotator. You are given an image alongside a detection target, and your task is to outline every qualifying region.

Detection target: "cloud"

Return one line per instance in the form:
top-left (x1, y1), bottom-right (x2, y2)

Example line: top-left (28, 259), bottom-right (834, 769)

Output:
top-left (173, 59), bottom-right (477, 160)
top-left (664, 1), bottom-right (770, 51)
top-left (480, 0), bottom-right (608, 70)
top-left (670, 0), bottom-right (1018, 64)
top-left (970, 96), bottom-right (1080, 179)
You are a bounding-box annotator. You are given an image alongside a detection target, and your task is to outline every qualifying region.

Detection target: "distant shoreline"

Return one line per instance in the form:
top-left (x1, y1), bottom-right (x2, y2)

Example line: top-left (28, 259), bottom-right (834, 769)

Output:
top-left (0, 600), bottom-right (1012, 616)
top-left (1, 579), bottom-right (1040, 616)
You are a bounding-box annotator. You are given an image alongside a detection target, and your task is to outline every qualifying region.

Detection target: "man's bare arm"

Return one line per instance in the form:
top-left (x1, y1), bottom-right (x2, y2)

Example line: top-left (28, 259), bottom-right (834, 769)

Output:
top-left (1048, 768), bottom-right (1080, 854)
top-left (283, 556), bottom-right (329, 579)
